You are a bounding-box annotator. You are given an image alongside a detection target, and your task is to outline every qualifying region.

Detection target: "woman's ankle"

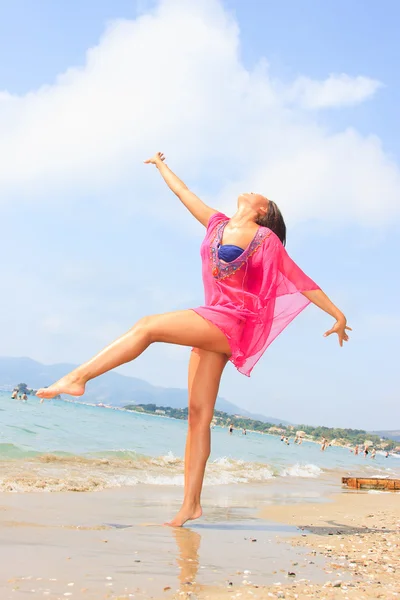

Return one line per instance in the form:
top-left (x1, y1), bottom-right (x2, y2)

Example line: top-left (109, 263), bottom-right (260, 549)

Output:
top-left (68, 369), bottom-right (88, 385)
top-left (182, 497), bottom-right (201, 510)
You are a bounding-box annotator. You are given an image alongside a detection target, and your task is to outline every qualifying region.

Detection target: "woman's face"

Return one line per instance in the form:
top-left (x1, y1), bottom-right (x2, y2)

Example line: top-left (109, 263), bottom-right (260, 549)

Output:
top-left (238, 192), bottom-right (269, 216)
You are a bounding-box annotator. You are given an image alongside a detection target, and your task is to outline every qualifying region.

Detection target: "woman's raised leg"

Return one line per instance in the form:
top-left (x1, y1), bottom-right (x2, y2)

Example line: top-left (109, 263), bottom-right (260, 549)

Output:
top-left (36, 310), bottom-right (231, 398)
top-left (166, 348), bottom-right (228, 527)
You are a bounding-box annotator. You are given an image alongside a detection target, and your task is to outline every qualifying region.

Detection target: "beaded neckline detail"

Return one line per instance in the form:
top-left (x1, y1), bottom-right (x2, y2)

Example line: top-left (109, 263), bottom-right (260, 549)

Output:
top-left (210, 221), bottom-right (270, 280)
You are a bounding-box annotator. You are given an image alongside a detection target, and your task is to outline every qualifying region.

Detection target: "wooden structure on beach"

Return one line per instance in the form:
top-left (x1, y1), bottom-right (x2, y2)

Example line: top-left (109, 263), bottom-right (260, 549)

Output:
top-left (342, 477), bottom-right (400, 491)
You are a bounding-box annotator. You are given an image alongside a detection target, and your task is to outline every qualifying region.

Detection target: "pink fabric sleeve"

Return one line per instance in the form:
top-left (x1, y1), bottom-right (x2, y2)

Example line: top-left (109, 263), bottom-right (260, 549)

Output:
top-left (206, 211), bottom-right (228, 232)
top-left (275, 241), bottom-right (320, 296)
top-left (239, 238), bottom-right (321, 376)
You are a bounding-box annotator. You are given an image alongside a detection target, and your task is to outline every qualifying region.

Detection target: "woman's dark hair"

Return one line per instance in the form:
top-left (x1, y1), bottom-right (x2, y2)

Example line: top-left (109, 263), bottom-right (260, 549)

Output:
top-left (255, 200), bottom-right (286, 246)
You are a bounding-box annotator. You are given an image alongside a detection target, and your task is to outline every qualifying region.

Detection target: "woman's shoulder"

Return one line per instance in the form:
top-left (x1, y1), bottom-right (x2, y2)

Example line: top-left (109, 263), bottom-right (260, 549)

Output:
top-left (260, 226), bottom-right (281, 243)
top-left (256, 228), bottom-right (286, 267)
top-left (257, 226), bottom-right (282, 251)
top-left (206, 211), bottom-right (229, 230)
top-left (208, 211), bottom-right (229, 223)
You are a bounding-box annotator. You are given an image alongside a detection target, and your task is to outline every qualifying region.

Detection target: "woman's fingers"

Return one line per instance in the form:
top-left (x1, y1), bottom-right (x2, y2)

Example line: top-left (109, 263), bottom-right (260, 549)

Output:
top-left (144, 152), bottom-right (165, 164)
top-left (324, 327), bottom-right (350, 347)
top-left (339, 330), bottom-right (351, 346)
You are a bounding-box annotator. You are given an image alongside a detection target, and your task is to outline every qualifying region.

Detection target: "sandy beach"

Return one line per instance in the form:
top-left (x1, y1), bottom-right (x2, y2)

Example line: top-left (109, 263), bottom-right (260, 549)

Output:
top-left (0, 476), bottom-right (398, 600)
top-left (257, 491), bottom-right (400, 599)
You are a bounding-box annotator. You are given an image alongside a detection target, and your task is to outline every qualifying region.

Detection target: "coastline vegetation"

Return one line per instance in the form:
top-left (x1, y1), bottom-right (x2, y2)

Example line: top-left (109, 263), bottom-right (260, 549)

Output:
top-left (9, 383), bottom-right (397, 452)
top-left (124, 403), bottom-right (398, 451)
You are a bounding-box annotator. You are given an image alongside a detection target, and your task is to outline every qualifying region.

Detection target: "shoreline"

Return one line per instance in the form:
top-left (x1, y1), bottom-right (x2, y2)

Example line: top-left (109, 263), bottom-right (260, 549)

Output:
top-left (0, 476), bottom-right (399, 599)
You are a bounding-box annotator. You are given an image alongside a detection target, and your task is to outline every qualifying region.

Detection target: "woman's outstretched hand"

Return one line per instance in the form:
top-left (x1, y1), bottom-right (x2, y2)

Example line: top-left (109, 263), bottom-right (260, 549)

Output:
top-left (144, 152), bottom-right (165, 166)
top-left (324, 320), bottom-right (352, 347)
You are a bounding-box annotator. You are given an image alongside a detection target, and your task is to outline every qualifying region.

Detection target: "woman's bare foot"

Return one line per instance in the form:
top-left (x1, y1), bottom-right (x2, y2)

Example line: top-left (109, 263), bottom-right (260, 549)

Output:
top-left (36, 374), bottom-right (86, 399)
top-left (164, 504), bottom-right (202, 527)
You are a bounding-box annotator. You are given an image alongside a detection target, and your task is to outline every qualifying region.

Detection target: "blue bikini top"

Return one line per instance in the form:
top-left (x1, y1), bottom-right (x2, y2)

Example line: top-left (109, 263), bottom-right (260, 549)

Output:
top-left (218, 244), bottom-right (244, 263)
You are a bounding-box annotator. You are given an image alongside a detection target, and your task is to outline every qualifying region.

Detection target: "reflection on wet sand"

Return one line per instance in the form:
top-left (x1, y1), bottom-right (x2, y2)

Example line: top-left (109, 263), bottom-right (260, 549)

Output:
top-left (171, 526), bottom-right (202, 590)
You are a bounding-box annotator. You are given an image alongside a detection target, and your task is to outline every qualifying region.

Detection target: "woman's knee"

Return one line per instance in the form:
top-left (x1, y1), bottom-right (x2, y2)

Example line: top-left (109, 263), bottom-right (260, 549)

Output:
top-left (188, 403), bottom-right (214, 429)
top-left (132, 315), bottom-right (155, 344)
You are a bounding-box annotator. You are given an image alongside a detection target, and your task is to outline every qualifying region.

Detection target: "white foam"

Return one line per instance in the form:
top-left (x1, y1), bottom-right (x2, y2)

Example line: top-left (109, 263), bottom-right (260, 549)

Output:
top-left (280, 463), bottom-right (322, 478)
top-left (150, 451), bottom-right (181, 467)
top-left (1, 453), bottom-right (328, 492)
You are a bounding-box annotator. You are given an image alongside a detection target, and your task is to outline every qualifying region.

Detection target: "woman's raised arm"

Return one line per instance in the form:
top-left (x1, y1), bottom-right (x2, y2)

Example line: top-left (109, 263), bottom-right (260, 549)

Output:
top-left (276, 242), bottom-right (351, 347)
top-left (144, 152), bottom-right (217, 227)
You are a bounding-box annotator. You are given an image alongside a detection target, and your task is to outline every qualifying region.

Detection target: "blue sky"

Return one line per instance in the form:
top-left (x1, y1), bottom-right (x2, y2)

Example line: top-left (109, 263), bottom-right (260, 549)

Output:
top-left (0, 0), bottom-right (399, 429)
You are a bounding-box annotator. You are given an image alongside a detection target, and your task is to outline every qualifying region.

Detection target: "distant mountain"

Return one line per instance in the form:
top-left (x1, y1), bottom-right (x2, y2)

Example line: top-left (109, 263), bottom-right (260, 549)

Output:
top-left (0, 357), bottom-right (290, 425)
top-left (371, 430), bottom-right (400, 442)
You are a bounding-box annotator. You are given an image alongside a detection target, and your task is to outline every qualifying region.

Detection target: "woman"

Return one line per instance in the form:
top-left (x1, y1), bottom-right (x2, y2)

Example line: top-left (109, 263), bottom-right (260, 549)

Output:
top-left (36, 152), bottom-right (351, 526)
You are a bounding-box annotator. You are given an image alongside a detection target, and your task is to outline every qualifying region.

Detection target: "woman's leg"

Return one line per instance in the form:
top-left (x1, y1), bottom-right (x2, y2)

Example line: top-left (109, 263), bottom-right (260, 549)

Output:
top-left (166, 348), bottom-right (228, 527)
top-left (36, 310), bottom-right (231, 398)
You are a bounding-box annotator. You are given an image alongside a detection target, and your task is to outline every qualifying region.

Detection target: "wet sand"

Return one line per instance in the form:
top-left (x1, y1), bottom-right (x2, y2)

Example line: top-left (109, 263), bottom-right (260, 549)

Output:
top-left (257, 490), bottom-right (400, 599)
top-left (0, 478), bottom-right (398, 599)
top-left (186, 489), bottom-right (400, 600)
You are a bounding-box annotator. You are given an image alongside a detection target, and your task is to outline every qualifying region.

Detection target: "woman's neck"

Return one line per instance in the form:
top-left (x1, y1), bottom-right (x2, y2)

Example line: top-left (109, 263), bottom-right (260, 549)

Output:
top-left (229, 206), bottom-right (258, 228)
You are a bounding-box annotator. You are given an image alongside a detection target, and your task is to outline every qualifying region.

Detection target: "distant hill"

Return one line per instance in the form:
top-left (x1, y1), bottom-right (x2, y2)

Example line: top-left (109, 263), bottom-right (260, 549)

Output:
top-left (372, 430), bottom-right (400, 442)
top-left (0, 357), bottom-right (290, 425)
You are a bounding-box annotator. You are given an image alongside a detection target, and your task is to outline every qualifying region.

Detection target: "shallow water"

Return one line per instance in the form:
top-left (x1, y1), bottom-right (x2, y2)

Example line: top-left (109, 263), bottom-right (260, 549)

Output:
top-left (1, 391), bottom-right (398, 492)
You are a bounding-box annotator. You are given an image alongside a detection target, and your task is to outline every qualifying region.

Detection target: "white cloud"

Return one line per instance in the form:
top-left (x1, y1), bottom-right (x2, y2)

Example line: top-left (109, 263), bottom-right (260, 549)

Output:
top-left (0, 0), bottom-right (399, 424)
top-left (0, 0), bottom-right (398, 227)
top-left (288, 74), bottom-right (382, 109)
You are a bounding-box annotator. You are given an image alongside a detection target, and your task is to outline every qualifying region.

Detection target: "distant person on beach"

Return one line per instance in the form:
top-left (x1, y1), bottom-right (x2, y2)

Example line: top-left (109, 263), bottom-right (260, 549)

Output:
top-left (370, 448), bottom-right (376, 459)
top-left (11, 390), bottom-right (18, 400)
top-left (321, 438), bottom-right (328, 452)
top-left (228, 424), bottom-right (233, 435)
top-left (354, 445), bottom-right (359, 455)
top-left (22, 393), bottom-right (28, 402)
top-left (242, 428), bottom-right (246, 436)
top-left (385, 451), bottom-right (389, 458)
top-left (364, 445), bottom-right (369, 458)
top-left (36, 151), bottom-right (351, 527)
top-left (294, 433), bottom-right (304, 445)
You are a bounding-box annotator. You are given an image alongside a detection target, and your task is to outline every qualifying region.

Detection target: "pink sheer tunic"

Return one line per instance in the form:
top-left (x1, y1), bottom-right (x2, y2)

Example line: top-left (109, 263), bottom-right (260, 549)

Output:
top-left (193, 212), bottom-right (320, 376)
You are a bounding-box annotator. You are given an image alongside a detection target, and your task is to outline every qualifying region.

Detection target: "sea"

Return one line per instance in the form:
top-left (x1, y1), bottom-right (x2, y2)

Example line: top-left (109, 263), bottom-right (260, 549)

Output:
top-left (1, 390), bottom-right (398, 493)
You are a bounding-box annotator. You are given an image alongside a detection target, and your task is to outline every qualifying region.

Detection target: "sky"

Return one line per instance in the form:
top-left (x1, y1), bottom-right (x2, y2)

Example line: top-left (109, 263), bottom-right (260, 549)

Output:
top-left (0, 0), bottom-right (399, 430)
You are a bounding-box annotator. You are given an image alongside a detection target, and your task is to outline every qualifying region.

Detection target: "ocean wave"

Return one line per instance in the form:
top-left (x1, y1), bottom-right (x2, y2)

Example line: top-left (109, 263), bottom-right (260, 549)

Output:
top-left (362, 463), bottom-right (398, 477)
top-left (280, 463), bottom-right (322, 478)
top-left (0, 449), bottom-right (325, 492)
top-left (0, 442), bottom-right (40, 459)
